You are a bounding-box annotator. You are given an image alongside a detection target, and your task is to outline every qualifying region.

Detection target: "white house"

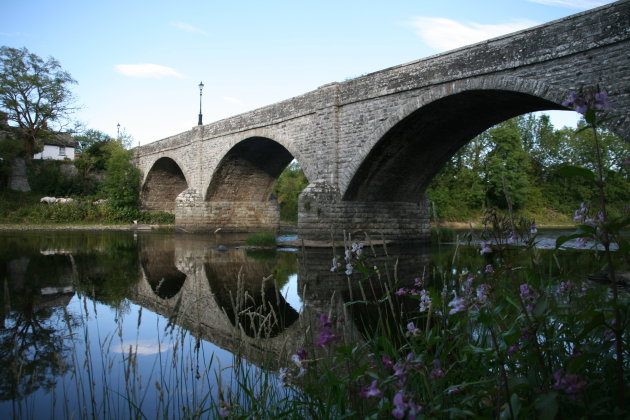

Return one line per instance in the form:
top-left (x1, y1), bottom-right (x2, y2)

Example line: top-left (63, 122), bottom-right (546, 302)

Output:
top-left (33, 133), bottom-right (75, 160)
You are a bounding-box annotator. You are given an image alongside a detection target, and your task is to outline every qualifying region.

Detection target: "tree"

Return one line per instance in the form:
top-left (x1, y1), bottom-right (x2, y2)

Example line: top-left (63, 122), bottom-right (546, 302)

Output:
top-left (73, 129), bottom-right (113, 155)
top-left (273, 161), bottom-right (308, 222)
top-left (484, 118), bottom-right (535, 210)
top-left (100, 140), bottom-right (141, 212)
top-left (0, 46), bottom-right (77, 161)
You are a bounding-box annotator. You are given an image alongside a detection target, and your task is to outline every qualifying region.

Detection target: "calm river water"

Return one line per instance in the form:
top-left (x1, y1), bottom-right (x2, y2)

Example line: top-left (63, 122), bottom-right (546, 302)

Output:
top-left (0, 229), bottom-right (616, 419)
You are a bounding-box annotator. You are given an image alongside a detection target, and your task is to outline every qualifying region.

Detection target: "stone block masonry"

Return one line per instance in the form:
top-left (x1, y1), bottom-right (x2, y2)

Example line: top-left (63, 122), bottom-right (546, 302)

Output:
top-left (135, 1), bottom-right (630, 242)
top-left (176, 188), bottom-right (280, 232)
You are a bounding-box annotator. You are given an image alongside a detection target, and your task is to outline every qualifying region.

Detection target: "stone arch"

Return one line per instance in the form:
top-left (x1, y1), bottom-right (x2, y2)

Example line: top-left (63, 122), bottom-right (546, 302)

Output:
top-left (203, 255), bottom-right (300, 339)
top-left (342, 76), bottom-right (573, 202)
top-left (205, 136), bottom-right (296, 202)
top-left (139, 238), bottom-right (187, 300)
top-left (141, 156), bottom-right (189, 213)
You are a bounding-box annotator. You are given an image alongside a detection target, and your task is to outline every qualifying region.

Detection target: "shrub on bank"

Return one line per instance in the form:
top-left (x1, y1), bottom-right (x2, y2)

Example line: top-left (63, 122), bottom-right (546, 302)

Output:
top-left (0, 191), bottom-right (174, 225)
top-left (245, 230), bottom-right (277, 247)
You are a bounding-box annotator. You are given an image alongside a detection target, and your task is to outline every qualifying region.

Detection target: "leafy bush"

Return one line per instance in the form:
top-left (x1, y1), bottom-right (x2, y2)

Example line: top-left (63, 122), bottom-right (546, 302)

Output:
top-left (245, 230), bottom-right (277, 247)
top-left (100, 140), bottom-right (140, 210)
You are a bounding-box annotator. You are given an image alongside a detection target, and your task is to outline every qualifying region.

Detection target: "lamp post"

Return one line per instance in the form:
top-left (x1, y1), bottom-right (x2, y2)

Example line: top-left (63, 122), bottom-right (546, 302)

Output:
top-left (198, 81), bottom-right (204, 125)
top-left (117, 123), bottom-right (120, 138)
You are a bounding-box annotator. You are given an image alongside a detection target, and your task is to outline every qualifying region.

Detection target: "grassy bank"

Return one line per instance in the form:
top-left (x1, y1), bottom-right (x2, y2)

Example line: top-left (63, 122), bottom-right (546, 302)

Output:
top-left (0, 190), bottom-right (174, 226)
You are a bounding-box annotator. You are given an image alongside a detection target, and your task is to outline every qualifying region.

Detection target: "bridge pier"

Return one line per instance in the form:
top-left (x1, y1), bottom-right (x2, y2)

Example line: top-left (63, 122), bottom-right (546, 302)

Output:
top-left (297, 181), bottom-right (430, 242)
top-left (175, 188), bottom-right (280, 232)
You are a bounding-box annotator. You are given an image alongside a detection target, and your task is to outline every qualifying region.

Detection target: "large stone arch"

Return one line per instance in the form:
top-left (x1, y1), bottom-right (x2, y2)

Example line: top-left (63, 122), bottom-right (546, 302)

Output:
top-left (141, 156), bottom-right (189, 213)
top-left (342, 77), bottom-right (569, 201)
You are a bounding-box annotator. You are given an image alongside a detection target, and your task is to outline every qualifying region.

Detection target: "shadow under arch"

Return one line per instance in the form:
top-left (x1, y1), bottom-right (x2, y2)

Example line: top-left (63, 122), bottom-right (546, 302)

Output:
top-left (141, 156), bottom-right (189, 213)
top-left (139, 242), bottom-right (186, 300)
top-left (204, 255), bottom-right (300, 339)
top-left (206, 136), bottom-right (294, 202)
top-left (343, 89), bottom-right (566, 202)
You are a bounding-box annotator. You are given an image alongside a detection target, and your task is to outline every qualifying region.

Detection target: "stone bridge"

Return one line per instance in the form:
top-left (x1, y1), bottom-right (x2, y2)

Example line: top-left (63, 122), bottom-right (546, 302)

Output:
top-left (135, 1), bottom-right (630, 241)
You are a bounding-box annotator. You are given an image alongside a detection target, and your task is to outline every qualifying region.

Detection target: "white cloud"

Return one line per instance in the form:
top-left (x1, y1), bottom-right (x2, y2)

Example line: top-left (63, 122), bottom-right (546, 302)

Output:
top-left (112, 340), bottom-right (172, 355)
top-left (220, 96), bottom-right (243, 105)
top-left (527, 0), bottom-right (613, 9)
top-left (170, 21), bottom-right (209, 37)
top-left (409, 17), bottom-right (538, 51)
top-left (114, 63), bottom-right (184, 79)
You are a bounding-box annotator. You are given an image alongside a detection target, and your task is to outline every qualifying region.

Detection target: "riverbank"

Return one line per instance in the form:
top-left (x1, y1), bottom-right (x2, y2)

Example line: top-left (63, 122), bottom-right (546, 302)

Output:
top-left (437, 220), bottom-right (576, 230)
top-left (0, 223), bottom-right (172, 231)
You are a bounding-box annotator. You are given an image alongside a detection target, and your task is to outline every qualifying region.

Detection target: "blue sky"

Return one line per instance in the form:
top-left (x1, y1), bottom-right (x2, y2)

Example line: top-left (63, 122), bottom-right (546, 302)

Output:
top-left (1, 0), bottom-right (614, 145)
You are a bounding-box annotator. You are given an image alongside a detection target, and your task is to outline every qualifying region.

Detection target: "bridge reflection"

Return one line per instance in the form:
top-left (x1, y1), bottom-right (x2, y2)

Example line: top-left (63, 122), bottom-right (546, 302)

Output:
top-left (132, 234), bottom-right (431, 368)
top-left (0, 231), bottom-right (432, 394)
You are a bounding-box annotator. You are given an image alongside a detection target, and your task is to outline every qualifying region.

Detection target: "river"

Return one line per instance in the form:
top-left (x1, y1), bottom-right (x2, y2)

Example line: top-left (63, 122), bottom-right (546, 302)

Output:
top-left (0, 229), bottom-right (620, 418)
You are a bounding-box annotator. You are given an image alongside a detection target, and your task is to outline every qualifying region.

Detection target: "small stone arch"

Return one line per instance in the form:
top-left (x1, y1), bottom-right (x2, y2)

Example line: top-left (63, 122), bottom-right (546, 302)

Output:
top-left (139, 240), bottom-right (187, 301)
top-left (141, 156), bottom-right (189, 213)
top-left (342, 76), bottom-right (572, 202)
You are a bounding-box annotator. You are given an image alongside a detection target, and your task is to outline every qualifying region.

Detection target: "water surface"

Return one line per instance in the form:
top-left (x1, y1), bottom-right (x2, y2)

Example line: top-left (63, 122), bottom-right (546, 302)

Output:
top-left (0, 229), bottom-right (618, 418)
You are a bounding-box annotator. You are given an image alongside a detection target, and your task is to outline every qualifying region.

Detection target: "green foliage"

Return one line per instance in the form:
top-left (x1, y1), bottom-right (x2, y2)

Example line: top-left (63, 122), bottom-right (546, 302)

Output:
top-left (426, 114), bottom-right (630, 222)
top-left (0, 190), bottom-right (172, 225)
top-left (273, 161), bottom-right (308, 222)
top-left (100, 140), bottom-right (140, 211)
top-left (27, 159), bottom-right (93, 196)
top-left (272, 231), bottom-right (629, 419)
top-left (72, 129), bottom-right (113, 155)
top-left (484, 119), bottom-right (534, 210)
top-left (430, 226), bottom-right (456, 243)
top-left (245, 230), bottom-right (277, 247)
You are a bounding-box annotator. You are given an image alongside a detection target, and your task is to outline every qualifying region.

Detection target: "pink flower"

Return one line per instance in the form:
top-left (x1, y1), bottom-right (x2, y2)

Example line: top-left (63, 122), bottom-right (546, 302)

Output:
top-left (218, 400), bottom-right (231, 418)
top-left (359, 379), bottom-right (382, 398)
top-left (507, 344), bottom-right (520, 356)
top-left (553, 370), bottom-right (587, 397)
top-left (317, 313), bottom-right (337, 346)
top-left (447, 296), bottom-right (466, 315)
top-left (479, 241), bottom-right (492, 255)
top-left (563, 89), bottom-right (610, 115)
top-left (406, 322), bottom-right (421, 337)
top-left (395, 288), bottom-right (407, 296)
top-left (476, 284), bottom-right (490, 305)
top-left (430, 359), bottom-right (445, 379)
top-left (316, 329), bottom-right (336, 346)
top-left (484, 264), bottom-right (494, 273)
top-left (622, 155), bottom-right (630, 166)
top-left (392, 390), bottom-right (421, 419)
top-left (382, 355), bottom-right (394, 370)
top-left (318, 313), bottom-right (332, 329)
top-left (392, 391), bottom-right (407, 419)
top-left (419, 289), bottom-right (432, 312)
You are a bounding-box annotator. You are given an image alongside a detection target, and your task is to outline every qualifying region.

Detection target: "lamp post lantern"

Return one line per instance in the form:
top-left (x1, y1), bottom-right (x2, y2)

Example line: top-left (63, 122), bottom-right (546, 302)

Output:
top-left (198, 81), bottom-right (204, 125)
top-left (117, 123), bottom-right (120, 138)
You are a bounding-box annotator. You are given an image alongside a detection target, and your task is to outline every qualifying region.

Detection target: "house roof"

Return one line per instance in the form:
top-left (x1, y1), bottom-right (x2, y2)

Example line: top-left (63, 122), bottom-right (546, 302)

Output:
top-left (43, 132), bottom-right (75, 147)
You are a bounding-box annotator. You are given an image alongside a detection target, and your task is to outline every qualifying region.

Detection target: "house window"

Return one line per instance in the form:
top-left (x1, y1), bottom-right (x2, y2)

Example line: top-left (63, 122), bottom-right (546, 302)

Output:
top-left (59, 146), bottom-right (65, 156)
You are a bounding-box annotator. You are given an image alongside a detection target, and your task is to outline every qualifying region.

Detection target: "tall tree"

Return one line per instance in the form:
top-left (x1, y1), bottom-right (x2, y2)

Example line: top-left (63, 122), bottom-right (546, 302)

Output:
top-left (0, 46), bottom-right (77, 161)
top-left (484, 118), bottom-right (534, 210)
